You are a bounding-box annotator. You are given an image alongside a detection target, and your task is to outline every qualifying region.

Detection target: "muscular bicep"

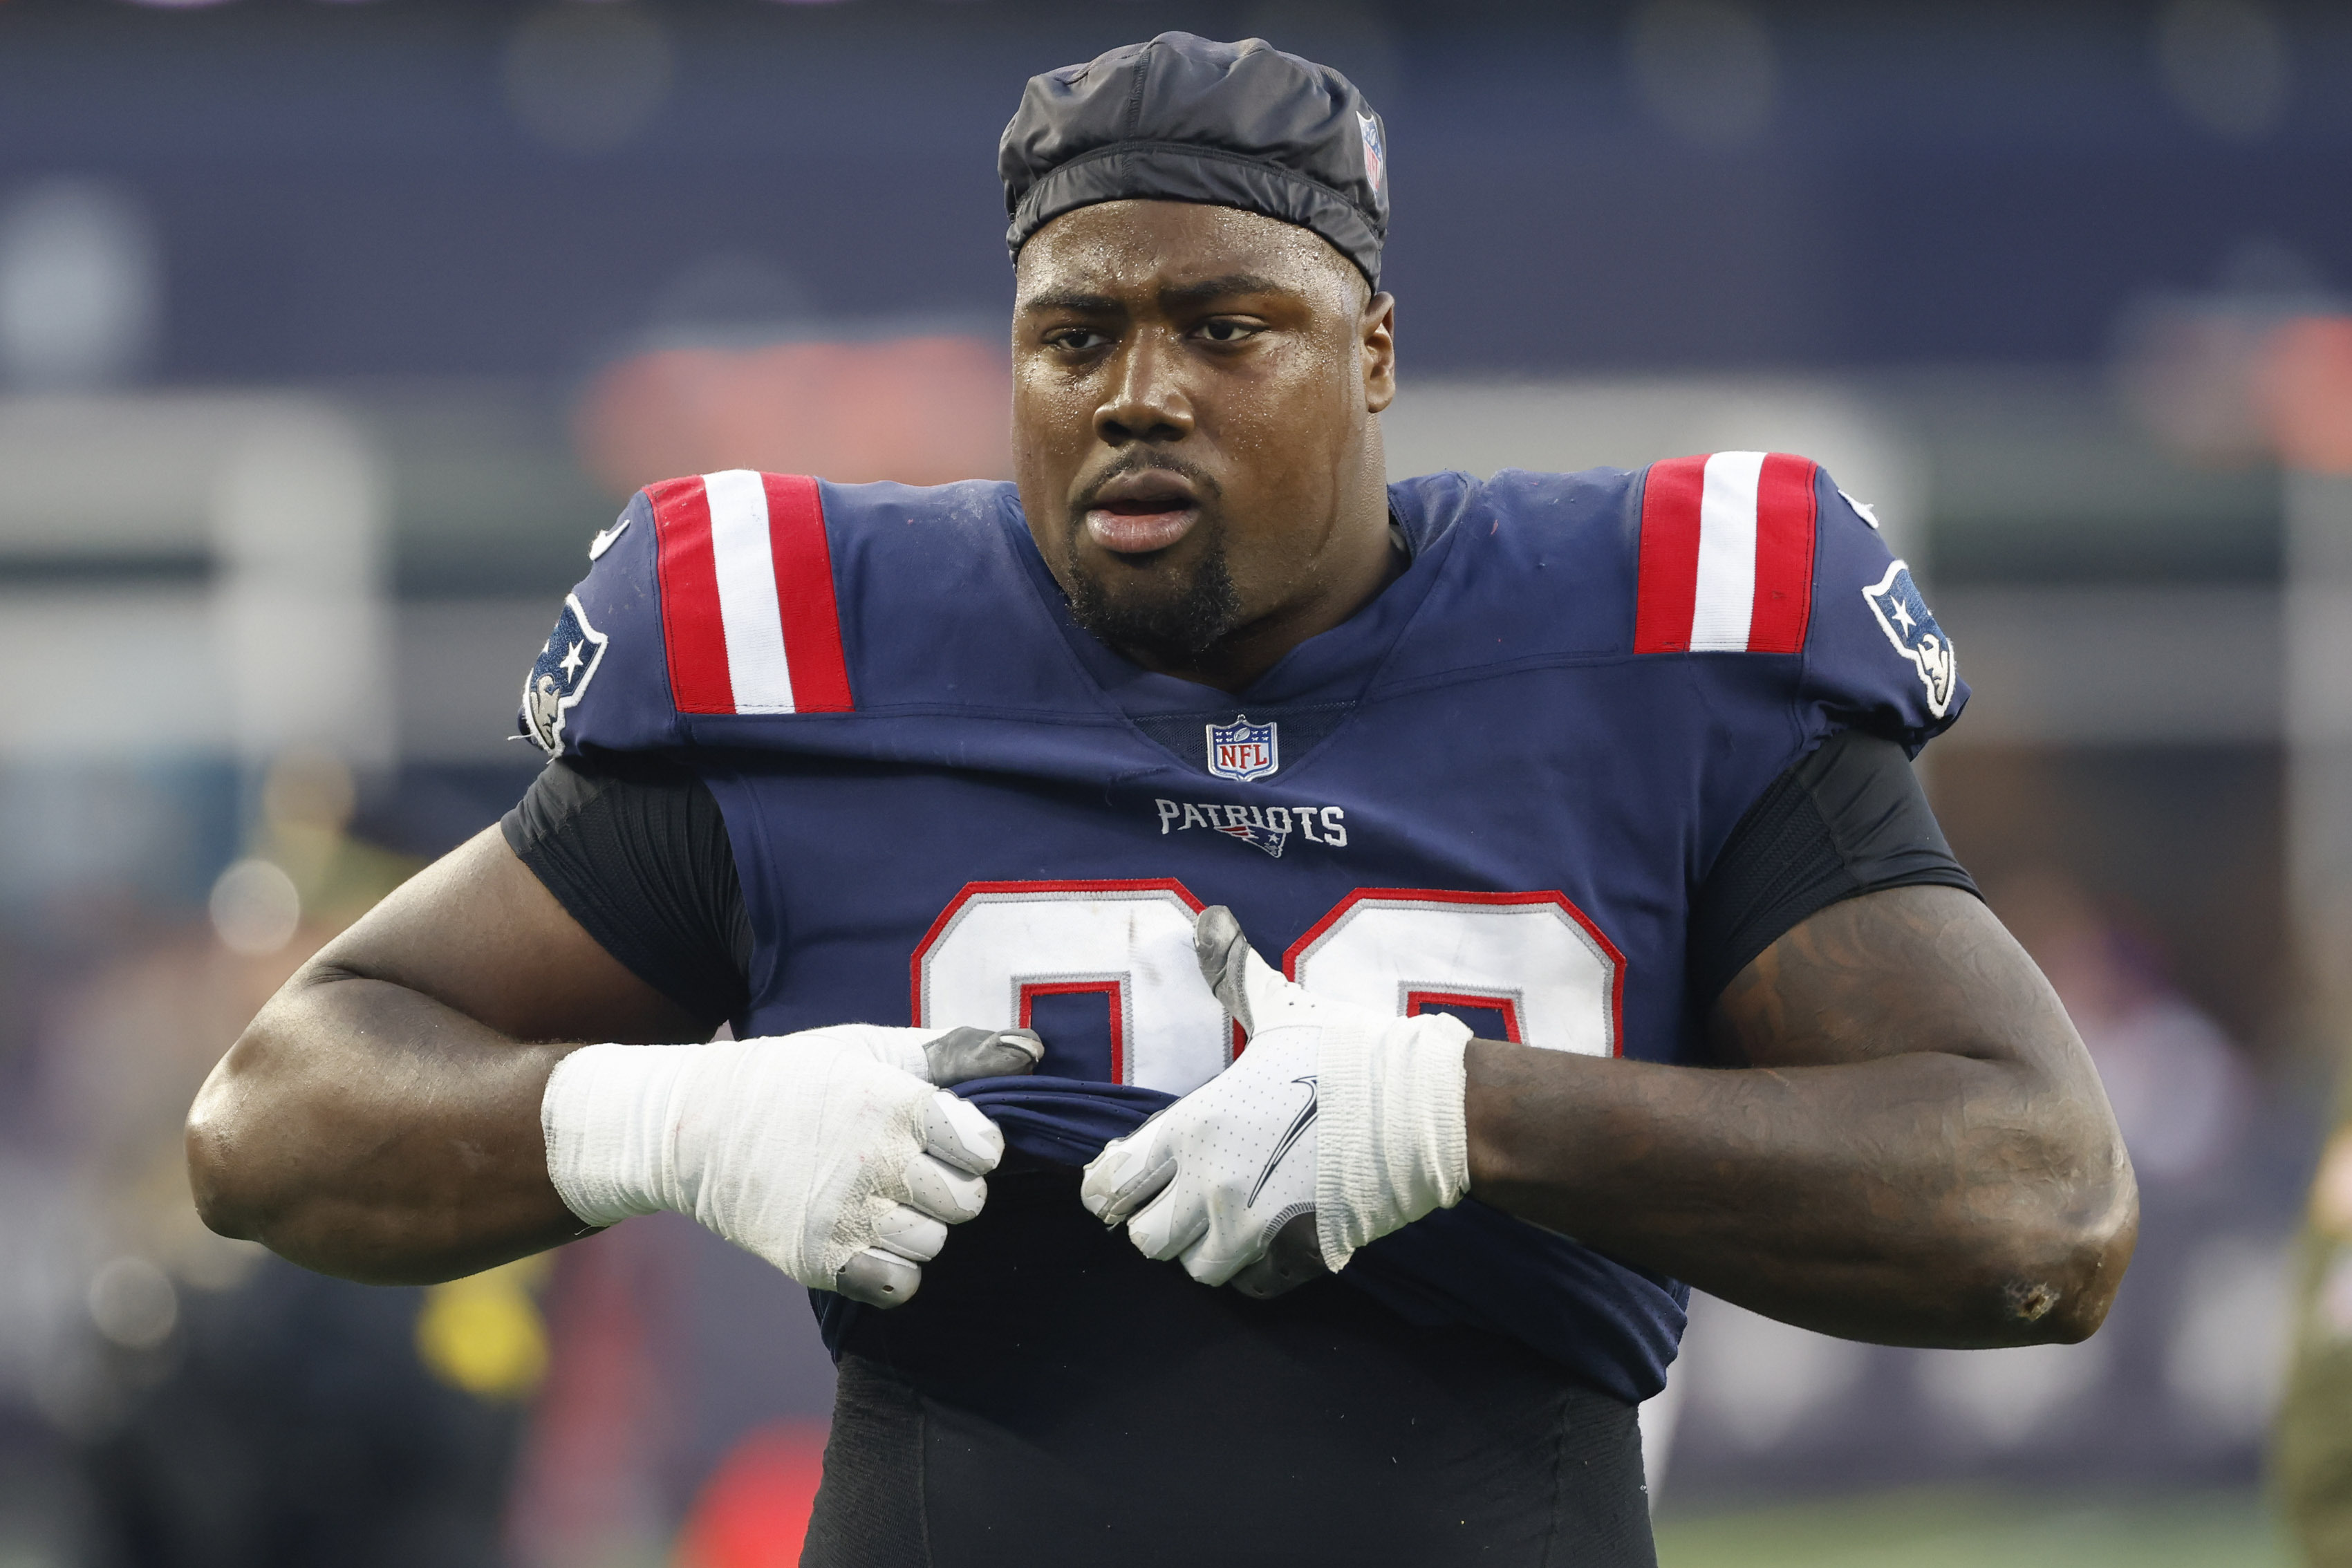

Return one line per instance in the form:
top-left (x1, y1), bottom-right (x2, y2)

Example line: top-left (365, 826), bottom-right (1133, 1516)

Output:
top-left (309, 825), bottom-right (713, 1046)
top-left (1708, 884), bottom-right (2096, 1088)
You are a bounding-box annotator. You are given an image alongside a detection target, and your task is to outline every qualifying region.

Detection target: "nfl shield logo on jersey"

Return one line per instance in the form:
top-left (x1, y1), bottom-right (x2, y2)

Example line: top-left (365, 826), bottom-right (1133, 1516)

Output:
top-left (1206, 715), bottom-right (1280, 782)
top-left (1863, 561), bottom-right (1957, 719)
top-left (519, 593), bottom-right (609, 756)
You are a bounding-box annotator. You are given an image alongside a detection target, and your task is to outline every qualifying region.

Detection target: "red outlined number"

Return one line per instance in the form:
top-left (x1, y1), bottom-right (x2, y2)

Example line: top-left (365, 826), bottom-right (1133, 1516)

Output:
top-left (911, 879), bottom-right (1234, 1092)
top-left (912, 881), bottom-right (1625, 1094)
top-left (1017, 980), bottom-right (1126, 1081)
top-left (1403, 991), bottom-right (1526, 1043)
top-left (1285, 889), bottom-right (1624, 1058)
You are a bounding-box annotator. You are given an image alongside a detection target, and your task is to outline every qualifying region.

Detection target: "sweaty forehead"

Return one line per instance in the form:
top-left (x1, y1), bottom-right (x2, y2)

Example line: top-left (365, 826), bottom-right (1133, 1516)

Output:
top-left (1014, 200), bottom-right (1362, 309)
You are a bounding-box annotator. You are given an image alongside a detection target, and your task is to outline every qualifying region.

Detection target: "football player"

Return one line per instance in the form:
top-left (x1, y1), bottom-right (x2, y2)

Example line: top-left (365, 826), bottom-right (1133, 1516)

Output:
top-left (187, 34), bottom-right (2136, 1567)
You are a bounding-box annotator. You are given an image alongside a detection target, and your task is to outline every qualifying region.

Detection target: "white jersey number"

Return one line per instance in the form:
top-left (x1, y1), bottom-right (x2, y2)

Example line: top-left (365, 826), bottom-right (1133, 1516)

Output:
top-left (1285, 888), bottom-right (1622, 1057)
top-left (913, 880), bottom-right (1623, 1095)
top-left (912, 879), bottom-right (1235, 1093)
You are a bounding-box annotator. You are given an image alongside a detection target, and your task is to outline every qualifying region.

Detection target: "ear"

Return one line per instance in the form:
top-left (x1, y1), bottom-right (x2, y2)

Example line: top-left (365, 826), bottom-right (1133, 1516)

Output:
top-left (1361, 291), bottom-right (1397, 415)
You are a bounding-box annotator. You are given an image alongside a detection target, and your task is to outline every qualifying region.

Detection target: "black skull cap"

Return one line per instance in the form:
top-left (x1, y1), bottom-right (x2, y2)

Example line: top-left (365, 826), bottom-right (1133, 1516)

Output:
top-left (1000, 32), bottom-right (1388, 288)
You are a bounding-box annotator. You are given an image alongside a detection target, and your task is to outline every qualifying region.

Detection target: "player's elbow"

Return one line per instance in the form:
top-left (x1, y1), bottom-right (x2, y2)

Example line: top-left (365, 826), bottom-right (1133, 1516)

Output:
top-left (185, 1014), bottom-right (306, 1244)
top-left (1979, 1140), bottom-right (2140, 1347)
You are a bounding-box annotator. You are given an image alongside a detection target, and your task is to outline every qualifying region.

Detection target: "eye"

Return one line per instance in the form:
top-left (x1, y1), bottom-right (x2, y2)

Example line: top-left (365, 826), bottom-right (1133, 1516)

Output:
top-left (1045, 326), bottom-right (1110, 353)
top-left (1193, 317), bottom-right (1263, 344)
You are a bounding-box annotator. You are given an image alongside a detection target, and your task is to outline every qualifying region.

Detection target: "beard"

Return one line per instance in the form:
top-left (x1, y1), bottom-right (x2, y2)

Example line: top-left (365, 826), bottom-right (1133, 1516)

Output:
top-left (1063, 518), bottom-right (1244, 665)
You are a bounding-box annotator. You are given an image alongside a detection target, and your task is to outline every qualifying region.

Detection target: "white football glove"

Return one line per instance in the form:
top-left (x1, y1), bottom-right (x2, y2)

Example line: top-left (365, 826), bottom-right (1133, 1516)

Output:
top-left (1079, 907), bottom-right (1473, 1296)
top-left (542, 1024), bottom-right (1040, 1309)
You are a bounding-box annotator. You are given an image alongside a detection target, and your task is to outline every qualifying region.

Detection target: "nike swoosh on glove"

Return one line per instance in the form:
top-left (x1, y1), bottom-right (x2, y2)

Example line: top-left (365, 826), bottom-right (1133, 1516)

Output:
top-left (1079, 906), bottom-right (1472, 1296)
top-left (541, 1024), bottom-right (1041, 1310)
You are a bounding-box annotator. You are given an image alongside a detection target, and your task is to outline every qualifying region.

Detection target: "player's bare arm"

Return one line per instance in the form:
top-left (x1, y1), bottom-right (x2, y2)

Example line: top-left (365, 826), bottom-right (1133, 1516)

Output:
top-left (1464, 884), bottom-right (2137, 1347)
top-left (187, 828), bottom-right (683, 1284)
top-left (1088, 889), bottom-right (2132, 1347)
top-left (189, 827), bottom-right (1038, 1300)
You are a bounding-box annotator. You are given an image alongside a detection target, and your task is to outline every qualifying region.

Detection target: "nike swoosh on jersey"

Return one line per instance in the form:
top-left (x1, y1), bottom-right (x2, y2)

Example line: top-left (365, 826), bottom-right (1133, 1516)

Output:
top-left (588, 514), bottom-right (631, 560)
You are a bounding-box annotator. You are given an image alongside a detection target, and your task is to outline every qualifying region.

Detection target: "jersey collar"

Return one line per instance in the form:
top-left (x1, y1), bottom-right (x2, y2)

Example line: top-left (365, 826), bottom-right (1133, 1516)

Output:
top-left (999, 474), bottom-right (1474, 720)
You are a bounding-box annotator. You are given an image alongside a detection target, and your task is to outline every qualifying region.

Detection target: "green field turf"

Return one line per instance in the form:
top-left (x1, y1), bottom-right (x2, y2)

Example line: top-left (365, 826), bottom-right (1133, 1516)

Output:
top-left (1654, 1489), bottom-right (2289, 1568)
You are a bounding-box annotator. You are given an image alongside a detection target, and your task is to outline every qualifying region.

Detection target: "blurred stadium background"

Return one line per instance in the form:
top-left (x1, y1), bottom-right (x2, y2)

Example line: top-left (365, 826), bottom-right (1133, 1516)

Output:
top-left (0, 1), bottom-right (2342, 1563)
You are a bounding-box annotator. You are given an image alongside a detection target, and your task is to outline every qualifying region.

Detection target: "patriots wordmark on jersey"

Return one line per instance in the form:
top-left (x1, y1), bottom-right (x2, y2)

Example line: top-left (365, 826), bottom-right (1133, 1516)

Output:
top-left (519, 451), bottom-right (1964, 1403)
top-left (1152, 796), bottom-right (1346, 858)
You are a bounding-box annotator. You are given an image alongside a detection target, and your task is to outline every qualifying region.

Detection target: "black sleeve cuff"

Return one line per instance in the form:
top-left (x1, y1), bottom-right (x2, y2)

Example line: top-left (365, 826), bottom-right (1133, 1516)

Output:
top-left (1688, 729), bottom-right (1979, 1009)
top-left (501, 755), bottom-right (753, 1025)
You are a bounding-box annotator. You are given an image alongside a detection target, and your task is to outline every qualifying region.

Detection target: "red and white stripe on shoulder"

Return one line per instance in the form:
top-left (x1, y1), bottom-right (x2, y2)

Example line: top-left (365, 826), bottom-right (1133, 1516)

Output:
top-left (643, 470), bottom-right (855, 715)
top-left (1632, 451), bottom-right (1820, 655)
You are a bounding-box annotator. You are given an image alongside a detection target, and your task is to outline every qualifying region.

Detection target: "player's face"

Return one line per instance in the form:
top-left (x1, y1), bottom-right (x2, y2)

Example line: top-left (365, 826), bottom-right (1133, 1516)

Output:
top-left (1011, 200), bottom-right (1397, 684)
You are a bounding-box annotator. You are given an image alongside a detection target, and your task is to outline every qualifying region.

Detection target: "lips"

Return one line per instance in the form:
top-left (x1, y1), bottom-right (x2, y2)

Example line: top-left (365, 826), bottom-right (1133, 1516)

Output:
top-left (1082, 469), bottom-right (1202, 555)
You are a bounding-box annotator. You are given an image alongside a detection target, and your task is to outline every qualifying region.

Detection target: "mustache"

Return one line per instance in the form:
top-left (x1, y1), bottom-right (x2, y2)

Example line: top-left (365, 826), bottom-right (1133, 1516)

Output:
top-left (1071, 450), bottom-right (1224, 515)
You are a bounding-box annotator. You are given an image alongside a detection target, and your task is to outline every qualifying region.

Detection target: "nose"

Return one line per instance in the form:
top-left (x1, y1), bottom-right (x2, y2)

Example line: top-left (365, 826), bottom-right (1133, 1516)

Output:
top-left (1094, 331), bottom-right (1194, 446)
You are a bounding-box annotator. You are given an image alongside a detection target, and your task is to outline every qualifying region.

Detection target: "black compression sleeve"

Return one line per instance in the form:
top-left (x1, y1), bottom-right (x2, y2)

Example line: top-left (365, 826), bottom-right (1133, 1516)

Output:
top-left (1688, 729), bottom-right (1979, 1010)
top-left (500, 756), bottom-right (753, 1025)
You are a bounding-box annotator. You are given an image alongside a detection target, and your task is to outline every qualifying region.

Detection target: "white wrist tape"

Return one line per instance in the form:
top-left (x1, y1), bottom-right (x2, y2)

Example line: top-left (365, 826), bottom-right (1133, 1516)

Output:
top-left (1314, 1010), bottom-right (1472, 1271)
top-left (797, 1024), bottom-right (932, 1083)
top-left (541, 1040), bottom-right (697, 1229)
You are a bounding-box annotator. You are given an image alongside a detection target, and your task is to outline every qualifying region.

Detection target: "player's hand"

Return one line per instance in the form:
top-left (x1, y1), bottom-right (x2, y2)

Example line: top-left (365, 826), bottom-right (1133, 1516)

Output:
top-left (1079, 907), bottom-right (1475, 1296)
top-left (541, 1025), bottom-right (1040, 1310)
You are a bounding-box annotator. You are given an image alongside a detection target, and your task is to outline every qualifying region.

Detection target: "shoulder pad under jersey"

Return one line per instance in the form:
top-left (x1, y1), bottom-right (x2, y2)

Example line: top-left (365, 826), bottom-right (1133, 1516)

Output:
top-left (515, 471), bottom-right (1090, 760)
top-left (1383, 455), bottom-right (1963, 753)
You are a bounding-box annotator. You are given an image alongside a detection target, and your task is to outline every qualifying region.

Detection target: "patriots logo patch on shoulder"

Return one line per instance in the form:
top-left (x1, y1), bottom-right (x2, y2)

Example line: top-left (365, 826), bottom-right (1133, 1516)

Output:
top-left (519, 594), bottom-right (609, 756)
top-left (1863, 561), bottom-right (1957, 718)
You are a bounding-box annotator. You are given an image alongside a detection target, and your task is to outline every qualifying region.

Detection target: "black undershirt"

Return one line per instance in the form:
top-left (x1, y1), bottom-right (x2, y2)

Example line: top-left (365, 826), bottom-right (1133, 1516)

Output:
top-left (500, 727), bottom-right (1975, 1032)
top-left (501, 752), bottom-right (752, 1022)
top-left (1686, 727), bottom-right (1980, 1007)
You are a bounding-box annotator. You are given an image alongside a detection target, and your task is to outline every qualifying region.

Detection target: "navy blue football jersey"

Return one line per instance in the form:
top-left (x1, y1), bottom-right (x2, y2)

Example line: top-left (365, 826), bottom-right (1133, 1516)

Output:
top-left (522, 454), bottom-right (1965, 1402)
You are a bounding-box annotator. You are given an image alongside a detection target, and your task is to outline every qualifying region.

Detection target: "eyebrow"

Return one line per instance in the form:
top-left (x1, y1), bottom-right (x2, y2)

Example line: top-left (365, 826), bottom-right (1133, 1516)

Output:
top-left (1157, 272), bottom-right (1292, 310)
top-left (1016, 272), bottom-right (1300, 317)
top-left (1016, 289), bottom-right (1121, 316)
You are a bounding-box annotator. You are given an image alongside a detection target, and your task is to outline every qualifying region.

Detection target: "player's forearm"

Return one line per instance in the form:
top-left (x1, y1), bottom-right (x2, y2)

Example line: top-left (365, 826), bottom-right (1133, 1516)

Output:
top-left (187, 965), bottom-right (584, 1285)
top-left (1463, 1041), bottom-right (2136, 1347)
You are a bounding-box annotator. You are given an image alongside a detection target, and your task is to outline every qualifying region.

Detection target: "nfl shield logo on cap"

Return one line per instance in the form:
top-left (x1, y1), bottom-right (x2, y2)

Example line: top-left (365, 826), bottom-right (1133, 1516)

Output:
top-left (1206, 715), bottom-right (1279, 781)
